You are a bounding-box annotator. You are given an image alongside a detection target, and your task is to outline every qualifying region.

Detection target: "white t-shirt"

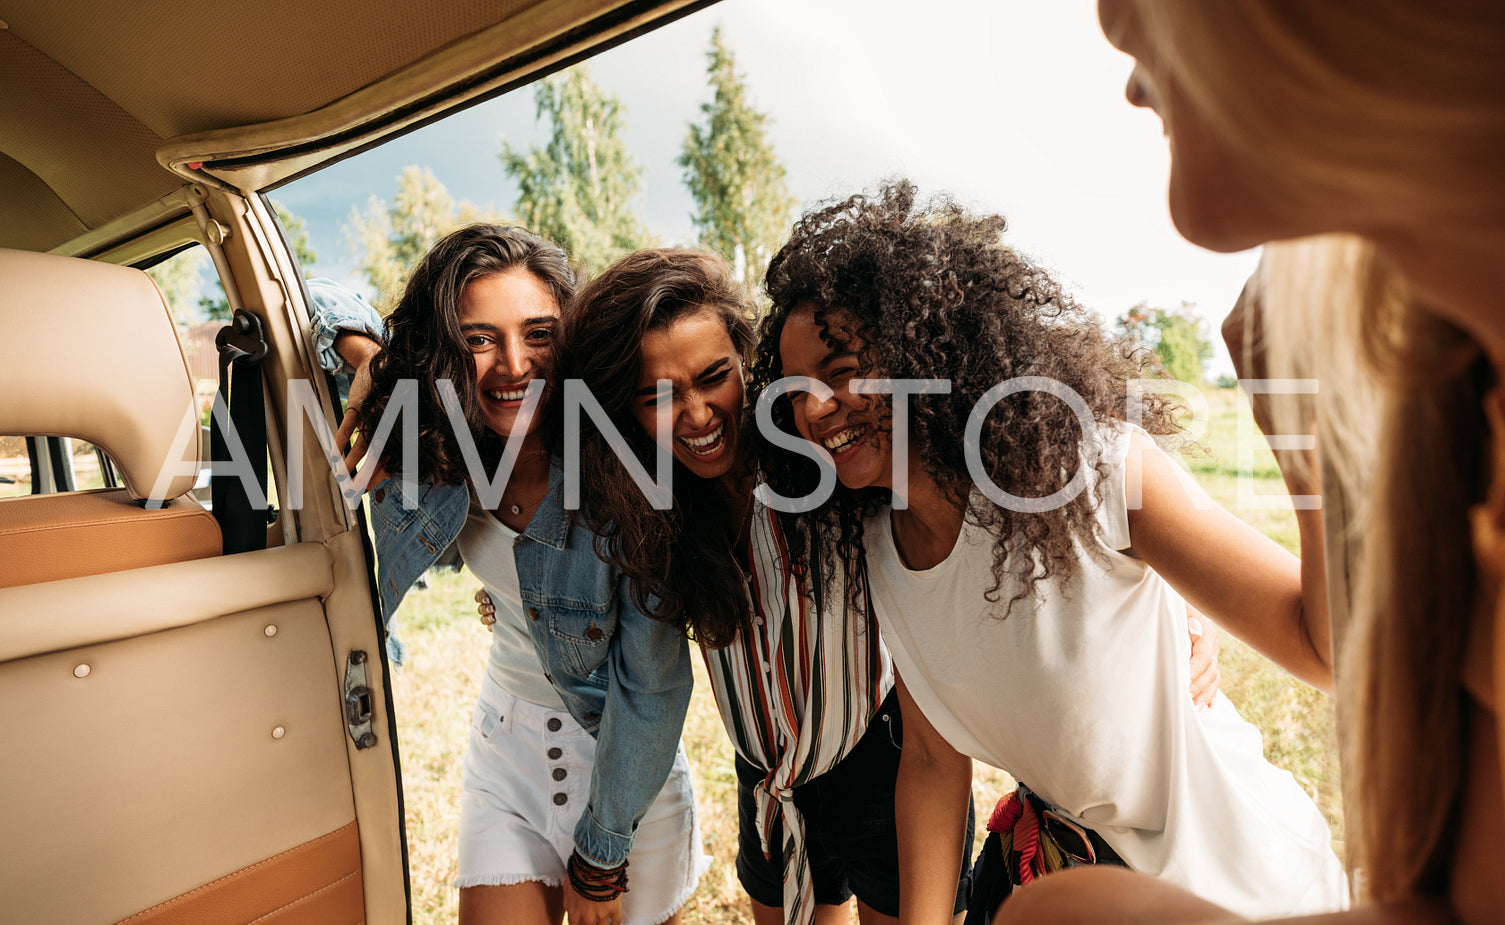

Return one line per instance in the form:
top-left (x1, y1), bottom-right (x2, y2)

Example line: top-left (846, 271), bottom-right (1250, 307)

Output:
top-left (866, 424), bottom-right (1347, 919)
top-left (457, 500), bottom-right (565, 709)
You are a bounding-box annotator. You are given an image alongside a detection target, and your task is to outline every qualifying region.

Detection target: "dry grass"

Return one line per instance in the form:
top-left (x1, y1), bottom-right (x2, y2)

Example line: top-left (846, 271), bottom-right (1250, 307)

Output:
top-left (387, 386), bottom-right (1340, 924)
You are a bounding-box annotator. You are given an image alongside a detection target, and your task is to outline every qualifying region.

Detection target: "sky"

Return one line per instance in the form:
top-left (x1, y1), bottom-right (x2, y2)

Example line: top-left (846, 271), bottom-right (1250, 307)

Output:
top-left (271, 0), bottom-right (1260, 375)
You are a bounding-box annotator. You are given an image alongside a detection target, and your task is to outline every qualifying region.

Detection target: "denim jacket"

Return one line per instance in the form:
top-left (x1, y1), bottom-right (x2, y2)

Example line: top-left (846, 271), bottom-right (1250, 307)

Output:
top-left (308, 281), bottom-right (693, 868)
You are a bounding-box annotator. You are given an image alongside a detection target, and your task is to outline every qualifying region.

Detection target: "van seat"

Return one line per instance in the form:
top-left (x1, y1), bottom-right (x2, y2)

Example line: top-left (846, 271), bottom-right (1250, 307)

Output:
top-left (0, 247), bottom-right (223, 586)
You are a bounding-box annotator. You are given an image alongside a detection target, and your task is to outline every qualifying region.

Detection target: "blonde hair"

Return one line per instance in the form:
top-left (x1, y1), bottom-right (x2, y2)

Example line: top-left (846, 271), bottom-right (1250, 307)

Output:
top-left (1346, 310), bottom-right (1487, 900)
top-left (1250, 235), bottom-right (1390, 508)
top-left (1248, 233), bottom-right (1488, 901)
top-left (1130, 0), bottom-right (1505, 227)
top-left (1132, 0), bottom-right (1505, 899)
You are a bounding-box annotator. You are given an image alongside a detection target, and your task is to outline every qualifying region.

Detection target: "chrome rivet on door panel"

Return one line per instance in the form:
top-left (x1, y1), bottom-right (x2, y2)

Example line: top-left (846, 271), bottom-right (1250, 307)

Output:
top-left (264, 625), bottom-right (278, 637)
top-left (72, 664), bottom-right (90, 678)
top-left (272, 726), bottom-right (286, 739)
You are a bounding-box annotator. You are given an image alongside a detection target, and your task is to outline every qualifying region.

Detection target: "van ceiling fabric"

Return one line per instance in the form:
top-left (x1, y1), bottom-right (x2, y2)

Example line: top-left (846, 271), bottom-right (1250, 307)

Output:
top-left (0, 0), bottom-right (547, 253)
top-left (0, 0), bottom-right (539, 138)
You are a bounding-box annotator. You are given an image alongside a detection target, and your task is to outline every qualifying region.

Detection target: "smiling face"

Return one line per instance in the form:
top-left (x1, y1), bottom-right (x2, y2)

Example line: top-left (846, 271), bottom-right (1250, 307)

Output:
top-left (1097, 0), bottom-right (1310, 252)
top-left (778, 304), bottom-right (894, 491)
top-left (632, 309), bottom-right (745, 481)
top-left (457, 268), bottom-right (560, 438)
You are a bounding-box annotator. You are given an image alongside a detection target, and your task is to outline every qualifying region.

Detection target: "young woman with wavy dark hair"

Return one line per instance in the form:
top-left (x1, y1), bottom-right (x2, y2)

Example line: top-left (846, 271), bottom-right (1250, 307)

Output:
top-left (512, 246), bottom-right (974, 925)
top-left (549, 248), bottom-right (755, 648)
top-left (313, 224), bottom-right (708, 925)
top-left (751, 181), bottom-right (1348, 923)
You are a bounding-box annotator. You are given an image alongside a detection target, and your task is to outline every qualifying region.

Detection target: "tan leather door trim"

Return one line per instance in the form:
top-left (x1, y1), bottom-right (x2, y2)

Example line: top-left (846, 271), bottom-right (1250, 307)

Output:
top-left (116, 821), bottom-right (364, 925)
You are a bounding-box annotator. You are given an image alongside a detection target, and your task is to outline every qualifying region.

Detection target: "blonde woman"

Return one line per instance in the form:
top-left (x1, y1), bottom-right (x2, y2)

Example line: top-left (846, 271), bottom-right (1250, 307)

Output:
top-left (996, 3), bottom-right (1505, 924)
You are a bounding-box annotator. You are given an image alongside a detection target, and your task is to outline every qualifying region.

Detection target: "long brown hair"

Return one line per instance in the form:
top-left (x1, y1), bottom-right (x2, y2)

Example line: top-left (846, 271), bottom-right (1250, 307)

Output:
top-left (1123, 0), bottom-right (1505, 900)
top-left (358, 224), bottom-right (573, 485)
top-left (550, 248), bottom-right (755, 646)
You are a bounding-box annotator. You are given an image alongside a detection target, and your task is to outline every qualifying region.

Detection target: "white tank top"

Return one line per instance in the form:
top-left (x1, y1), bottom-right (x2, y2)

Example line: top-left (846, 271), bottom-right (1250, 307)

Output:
top-left (457, 499), bottom-right (565, 709)
top-left (865, 423), bottom-right (1347, 918)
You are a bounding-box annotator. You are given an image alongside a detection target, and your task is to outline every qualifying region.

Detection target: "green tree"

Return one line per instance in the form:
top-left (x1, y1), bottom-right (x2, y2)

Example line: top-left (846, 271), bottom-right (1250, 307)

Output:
top-left (345, 166), bottom-right (502, 313)
top-left (679, 28), bottom-right (797, 290)
top-left (1115, 301), bottom-right (1213, 384)
top-left (145, 248), bottom-right (209, 325)
top-left (196, 199), bottom-right (319, 322)
top-left (501, 67), bottom-right (651, 276)
top-left (275, 200), bottom-right (319, 275)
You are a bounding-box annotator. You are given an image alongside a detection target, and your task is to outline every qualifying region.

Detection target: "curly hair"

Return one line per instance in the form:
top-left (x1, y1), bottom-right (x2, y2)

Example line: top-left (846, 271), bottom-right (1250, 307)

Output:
top-left (748, 180), bottom-right (1180, 612)
top-left (358, 224), bottom-right (574, 485)
top-left (548, 249), bottom-right (755, 647)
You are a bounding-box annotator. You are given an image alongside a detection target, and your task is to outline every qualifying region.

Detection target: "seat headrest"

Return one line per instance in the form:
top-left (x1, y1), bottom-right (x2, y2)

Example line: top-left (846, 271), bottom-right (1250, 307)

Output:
top-left (0, 248), bottom-right (201, 502)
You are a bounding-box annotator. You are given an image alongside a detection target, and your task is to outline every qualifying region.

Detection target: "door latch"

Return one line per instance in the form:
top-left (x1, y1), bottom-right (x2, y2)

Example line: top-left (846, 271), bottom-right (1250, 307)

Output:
top-left (343, 650), bottom-right (377, 749)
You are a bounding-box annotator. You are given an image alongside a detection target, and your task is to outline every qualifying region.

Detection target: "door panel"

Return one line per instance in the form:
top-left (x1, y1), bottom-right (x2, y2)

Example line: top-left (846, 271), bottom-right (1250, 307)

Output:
top-left (0, 543), bottom-right (373, 925)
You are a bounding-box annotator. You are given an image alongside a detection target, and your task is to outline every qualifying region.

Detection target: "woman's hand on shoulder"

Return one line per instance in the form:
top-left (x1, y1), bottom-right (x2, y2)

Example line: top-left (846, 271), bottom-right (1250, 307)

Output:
top-left (475, 588), bottom-right (495, 632)
top-left (1187, 608), bottom-right (1220, 708)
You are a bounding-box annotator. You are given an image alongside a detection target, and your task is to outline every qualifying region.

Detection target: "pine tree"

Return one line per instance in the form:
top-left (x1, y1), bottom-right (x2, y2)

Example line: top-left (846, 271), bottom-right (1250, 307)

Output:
top-left (500, 67), bottom-right (652, 277)
top-left (679, 28), bottom-right (798, 290)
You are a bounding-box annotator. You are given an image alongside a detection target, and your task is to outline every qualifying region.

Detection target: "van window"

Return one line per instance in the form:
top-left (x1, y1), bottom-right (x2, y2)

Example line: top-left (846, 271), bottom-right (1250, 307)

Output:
top-left (0, 436), bottom-right (119, 498)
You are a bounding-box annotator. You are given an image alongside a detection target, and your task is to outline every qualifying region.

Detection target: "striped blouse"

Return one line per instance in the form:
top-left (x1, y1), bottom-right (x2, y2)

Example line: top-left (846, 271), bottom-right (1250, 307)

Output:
top-left (702, 500), bottom-right (893, 925)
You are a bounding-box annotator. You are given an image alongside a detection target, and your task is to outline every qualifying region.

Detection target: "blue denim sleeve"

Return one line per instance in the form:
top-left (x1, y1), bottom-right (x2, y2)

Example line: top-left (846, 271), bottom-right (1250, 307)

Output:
top-left (572, 576), bottom-right (693, 869)
top-left (306, 278), bottom-right (384, 374)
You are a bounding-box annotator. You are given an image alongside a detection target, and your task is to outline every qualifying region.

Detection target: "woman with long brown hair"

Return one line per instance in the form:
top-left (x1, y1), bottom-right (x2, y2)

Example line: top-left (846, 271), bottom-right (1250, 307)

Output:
top-left (542, 247), bottom-right (971, 925)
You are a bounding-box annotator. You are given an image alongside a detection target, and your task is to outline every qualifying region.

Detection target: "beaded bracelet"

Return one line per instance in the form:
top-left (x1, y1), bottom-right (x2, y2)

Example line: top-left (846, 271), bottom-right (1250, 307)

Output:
top-left (567, 851), bottom-right (629, 902)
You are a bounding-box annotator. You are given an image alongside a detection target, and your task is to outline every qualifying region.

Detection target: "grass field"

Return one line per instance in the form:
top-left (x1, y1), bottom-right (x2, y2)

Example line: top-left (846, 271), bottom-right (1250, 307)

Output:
top-left (387, 386), bottom-right (1341, 925)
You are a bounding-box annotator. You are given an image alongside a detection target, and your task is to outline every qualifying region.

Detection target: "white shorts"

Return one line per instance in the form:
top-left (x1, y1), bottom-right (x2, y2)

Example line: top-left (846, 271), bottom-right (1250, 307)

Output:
top-left (456, 675), bottom-right (710, 925)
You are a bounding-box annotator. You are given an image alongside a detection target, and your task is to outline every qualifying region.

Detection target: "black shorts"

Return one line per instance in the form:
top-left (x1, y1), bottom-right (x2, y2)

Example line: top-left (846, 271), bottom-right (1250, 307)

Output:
top-left (735, 686), bottom-right (974, 916)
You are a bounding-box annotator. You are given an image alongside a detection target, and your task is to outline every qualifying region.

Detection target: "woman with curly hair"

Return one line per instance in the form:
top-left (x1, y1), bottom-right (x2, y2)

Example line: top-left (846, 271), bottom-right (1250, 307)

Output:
top-left (751, 181), bottom-right (1348, 923)
top-left (311, 224), bottom-right (708, 925)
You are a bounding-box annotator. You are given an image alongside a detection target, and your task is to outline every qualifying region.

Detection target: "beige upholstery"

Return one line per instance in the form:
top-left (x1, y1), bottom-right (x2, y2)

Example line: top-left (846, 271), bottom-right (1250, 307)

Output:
top-left (0, 576), bottom-right (359, 925)
top-left (0, 247), bottom-right (200, 502)
top-left (0, 541), bottom-right (332, 663)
